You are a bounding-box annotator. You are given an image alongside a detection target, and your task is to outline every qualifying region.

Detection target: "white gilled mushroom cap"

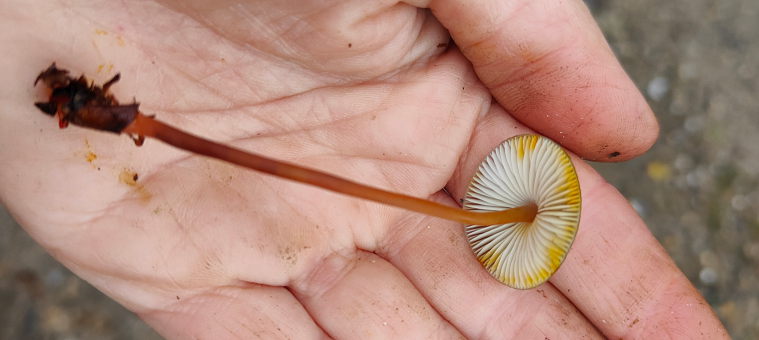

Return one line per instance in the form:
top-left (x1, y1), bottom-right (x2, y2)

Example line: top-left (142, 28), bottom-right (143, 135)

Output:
top-left (463, 134), bottom-right (581, 289)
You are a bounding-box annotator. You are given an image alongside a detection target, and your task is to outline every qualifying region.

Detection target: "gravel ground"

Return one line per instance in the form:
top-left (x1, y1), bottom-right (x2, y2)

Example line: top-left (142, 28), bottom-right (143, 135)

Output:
top-left (1, 0), bottom-right (757, 338)
top-left (590, 0), bottom-right (759, 338)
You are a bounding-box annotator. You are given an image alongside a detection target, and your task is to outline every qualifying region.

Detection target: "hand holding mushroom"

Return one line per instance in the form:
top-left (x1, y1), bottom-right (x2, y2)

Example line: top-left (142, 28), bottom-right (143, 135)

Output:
top-left (0, 1), bottom-right (727, 339)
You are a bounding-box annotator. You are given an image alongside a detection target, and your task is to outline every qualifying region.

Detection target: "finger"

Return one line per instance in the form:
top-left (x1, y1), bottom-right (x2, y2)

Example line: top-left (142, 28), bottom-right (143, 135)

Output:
top-left (378, 199), bottom-right (603, 338)
top-left (550, 166), bottom-right (729, 338)
top-left (446, 105), bottom-right (726, 338)
top-left (142, 284), bottom-right (326, 339)
top-left (419, 0), bottom-right (658, 161)
top-left (289, 250), bottom-right (463, 338)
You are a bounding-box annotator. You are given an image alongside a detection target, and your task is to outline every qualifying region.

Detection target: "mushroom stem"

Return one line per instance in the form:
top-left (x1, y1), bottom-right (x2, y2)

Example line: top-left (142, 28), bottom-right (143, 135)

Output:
top-left (124, 114), bottom-right (537, 225)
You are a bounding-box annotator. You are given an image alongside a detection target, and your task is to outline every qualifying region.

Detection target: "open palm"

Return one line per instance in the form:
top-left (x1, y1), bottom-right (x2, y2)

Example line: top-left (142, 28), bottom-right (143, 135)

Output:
top-left (0, 0), bottom-right (726, 338)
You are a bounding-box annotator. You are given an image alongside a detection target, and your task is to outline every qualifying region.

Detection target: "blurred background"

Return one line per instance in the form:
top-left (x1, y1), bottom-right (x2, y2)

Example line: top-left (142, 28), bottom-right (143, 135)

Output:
top-left (590, 0), bottom-right (759, 338)
top-left (1, 0), bottom-right (757, 338)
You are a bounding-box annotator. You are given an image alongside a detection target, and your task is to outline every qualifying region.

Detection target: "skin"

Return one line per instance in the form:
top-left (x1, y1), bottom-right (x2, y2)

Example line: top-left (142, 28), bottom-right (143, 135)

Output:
top-left (0, 0), bottom-right (727, 339)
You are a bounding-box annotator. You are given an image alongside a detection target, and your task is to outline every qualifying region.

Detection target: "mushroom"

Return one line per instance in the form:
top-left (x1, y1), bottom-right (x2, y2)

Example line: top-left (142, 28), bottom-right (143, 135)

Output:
top-left (33, 64), bottom-right (581, 289)
top-left (463, 134), bottom-right (582, 289)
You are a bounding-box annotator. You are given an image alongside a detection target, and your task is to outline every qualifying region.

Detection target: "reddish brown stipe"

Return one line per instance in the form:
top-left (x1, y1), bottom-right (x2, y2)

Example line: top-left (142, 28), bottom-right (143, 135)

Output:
top-left (33, 63), bottom-right (537, 226)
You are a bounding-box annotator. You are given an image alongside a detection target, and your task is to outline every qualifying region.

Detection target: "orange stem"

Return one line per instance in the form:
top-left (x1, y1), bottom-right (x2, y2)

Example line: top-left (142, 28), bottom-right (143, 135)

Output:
top-left (124, 114), bottom-right (537, 225)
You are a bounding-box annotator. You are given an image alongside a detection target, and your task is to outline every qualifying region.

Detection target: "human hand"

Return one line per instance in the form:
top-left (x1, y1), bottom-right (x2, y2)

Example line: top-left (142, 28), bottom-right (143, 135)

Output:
top-left (0, 0), bottom-right (727, 338)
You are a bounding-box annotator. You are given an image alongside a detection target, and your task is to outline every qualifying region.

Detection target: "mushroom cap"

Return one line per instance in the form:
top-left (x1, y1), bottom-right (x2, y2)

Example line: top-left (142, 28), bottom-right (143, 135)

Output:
top-left (463, 134), bottom-right (581, 289)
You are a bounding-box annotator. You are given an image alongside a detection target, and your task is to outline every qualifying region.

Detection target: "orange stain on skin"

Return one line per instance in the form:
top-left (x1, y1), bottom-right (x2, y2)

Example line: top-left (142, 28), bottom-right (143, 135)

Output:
top-left (119, 168), bottom-right (152, 202)
top-left (82, 139), bottom-right (100, 170)
top-left (94, 28), bottom-right (124, 46)
top-left (119, 168), bottom-right (139, 186)
top-left (95, 64), bottom-right (115, 75)
top-left (85, 151), bottom-right (97, 163)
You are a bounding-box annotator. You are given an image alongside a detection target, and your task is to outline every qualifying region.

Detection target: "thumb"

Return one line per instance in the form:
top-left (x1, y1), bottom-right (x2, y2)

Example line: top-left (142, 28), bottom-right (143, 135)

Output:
top-left (418, 0), bottom-right (659, 161)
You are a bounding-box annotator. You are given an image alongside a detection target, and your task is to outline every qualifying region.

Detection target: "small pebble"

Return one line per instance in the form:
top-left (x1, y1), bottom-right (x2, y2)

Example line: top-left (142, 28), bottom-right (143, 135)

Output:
top-left (629, 198), bottom-right (647, 217)
top-left (699, 267), bottom-right (718, 285)
top-left (45, 268), bottom-right (64, 288)
top-left (685, 168), bottom-right (708, 188)
top-left (647, 161), bottom-right (672, 182)
top-left (647, 76), bottom-right (669, 101)
top-left (42, 305), bottom-right (71, 333)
